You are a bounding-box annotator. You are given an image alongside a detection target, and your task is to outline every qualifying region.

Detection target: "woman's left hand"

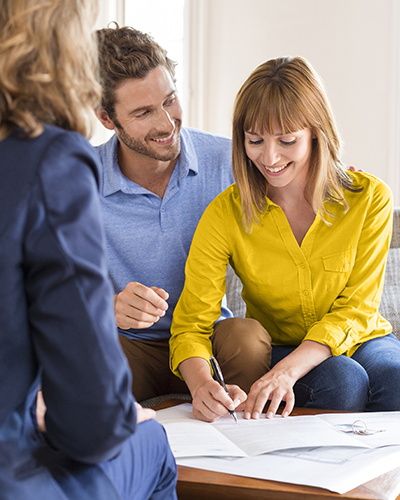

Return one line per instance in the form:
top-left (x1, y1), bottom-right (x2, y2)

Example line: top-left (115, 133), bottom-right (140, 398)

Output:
top-left (243, 340), bottom-right (332, 420)
top-left (243, 368), bottom-right (295, 420)
top-left (135, 402), bottom-right (156, 423)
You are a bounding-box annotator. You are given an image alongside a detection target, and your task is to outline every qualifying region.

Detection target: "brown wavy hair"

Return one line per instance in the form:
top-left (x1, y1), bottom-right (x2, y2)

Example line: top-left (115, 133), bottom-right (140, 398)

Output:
top-left (0, 0), bottom-right (101, 140)
top-left (96, 24), bottom-right (176, 123)
top-left (232, 56), bottom-right (360, 230)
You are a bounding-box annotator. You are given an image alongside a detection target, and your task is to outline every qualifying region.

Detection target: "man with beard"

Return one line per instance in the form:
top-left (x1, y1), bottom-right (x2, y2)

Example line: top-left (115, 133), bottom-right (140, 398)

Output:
top-left (95, 26), bottom-right (266, 404)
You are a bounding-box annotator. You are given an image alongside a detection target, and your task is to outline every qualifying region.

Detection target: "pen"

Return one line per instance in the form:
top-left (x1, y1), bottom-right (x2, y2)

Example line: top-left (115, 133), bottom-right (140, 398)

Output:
top-left (209, 356), bottom-right (238, 423)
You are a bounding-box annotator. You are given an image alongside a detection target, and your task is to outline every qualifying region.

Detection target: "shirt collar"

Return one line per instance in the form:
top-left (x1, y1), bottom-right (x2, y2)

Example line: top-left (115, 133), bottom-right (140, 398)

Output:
top-left (177, 127), bottom-right (199, 178)
top-left (101, 135), bottom-right (127, 196)
top-left (101, 127), bottom-right (198, 197)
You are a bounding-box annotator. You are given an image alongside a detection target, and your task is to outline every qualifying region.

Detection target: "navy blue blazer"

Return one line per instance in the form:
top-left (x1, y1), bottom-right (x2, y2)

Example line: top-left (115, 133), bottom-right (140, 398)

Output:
top-left (0, 125), bottom-right (137, 499)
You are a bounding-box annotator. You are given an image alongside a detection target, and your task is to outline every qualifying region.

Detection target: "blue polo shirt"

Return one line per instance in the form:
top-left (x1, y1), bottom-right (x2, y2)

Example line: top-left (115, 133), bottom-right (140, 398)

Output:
top-left (96, 127), bottom-right (234, 341)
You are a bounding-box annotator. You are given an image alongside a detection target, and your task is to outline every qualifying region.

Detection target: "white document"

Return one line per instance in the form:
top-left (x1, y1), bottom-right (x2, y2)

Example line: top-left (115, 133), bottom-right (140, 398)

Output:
top-left (177, 445), bottom-right (400, 496)
top-left (156, 402), bottom-right (195, 423)
top-left (160, 421), bottom-right (247, 458)
top-left (157, 403), bottom-right (373, 458)
top-left (317, 411), bottom-right (400, 448)
top-left (157, 404), bottom-right (400, 495)
top-left (214, 415), bottom-right (368, 456)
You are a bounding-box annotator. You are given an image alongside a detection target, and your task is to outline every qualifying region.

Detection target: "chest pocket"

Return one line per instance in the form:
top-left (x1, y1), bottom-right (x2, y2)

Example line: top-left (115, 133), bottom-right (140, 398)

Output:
top-left (322, 247), bottom-right (357, 292)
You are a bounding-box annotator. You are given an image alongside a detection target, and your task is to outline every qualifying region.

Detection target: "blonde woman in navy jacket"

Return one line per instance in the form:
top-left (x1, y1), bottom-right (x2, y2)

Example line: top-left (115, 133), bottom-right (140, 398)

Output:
top-left (171, 56), bottom-right (400, 422)
top-left (0, 1), bottom-right (177, 498)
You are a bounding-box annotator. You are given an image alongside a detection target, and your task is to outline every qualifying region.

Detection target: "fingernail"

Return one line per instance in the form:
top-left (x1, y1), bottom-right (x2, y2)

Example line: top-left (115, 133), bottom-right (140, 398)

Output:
top-left (267, 411), bottom-right (273, 419)
top-left (253, 412), bottom-right (260, 419)
top-left (244, 412), bottom-right (250, 419)
top-left (282, 411), bottom-right (289, 418)
top-left (234, 399), bottom-right (241, 408)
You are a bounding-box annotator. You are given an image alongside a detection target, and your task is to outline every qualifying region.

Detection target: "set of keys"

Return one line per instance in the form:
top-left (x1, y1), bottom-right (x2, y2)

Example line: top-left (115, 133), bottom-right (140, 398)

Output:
top-left (351, 420), bottom-right (386, 436)
top-left (336, 420), bottom-right (386, 436)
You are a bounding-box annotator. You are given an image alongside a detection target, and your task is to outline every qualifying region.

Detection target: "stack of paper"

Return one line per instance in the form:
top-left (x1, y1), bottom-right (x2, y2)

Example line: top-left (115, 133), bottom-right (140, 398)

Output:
top-left (156, 404), bottom-right (400, 496)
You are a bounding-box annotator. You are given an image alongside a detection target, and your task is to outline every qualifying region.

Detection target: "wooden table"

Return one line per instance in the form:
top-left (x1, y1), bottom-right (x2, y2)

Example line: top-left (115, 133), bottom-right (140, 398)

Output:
top-left (154, 399), bottom-right (400, 500)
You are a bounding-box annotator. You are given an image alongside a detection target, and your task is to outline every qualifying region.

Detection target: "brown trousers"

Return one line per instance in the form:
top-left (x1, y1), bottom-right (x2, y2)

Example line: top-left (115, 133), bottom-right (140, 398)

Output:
top-left (119, 317), bottom-right (272, 402)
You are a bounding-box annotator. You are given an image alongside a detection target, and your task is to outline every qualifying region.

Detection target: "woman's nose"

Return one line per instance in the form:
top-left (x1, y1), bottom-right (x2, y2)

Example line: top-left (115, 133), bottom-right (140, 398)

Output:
top-left (261, 143), bottom-right (280, 166)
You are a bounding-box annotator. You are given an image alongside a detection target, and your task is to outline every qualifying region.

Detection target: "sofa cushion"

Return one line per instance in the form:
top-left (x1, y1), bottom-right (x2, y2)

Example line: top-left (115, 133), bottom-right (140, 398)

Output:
top-left (391, 207), bottom-right (400, 249)
top-left (380, 207), bottom-right (400, 339)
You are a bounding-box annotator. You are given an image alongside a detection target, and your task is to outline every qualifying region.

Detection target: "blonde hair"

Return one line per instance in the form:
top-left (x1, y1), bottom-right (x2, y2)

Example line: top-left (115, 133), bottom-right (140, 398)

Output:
top-left (232, 56), bottom-right (359, 230)
top-left (0, 0), bottom-right (101, 140)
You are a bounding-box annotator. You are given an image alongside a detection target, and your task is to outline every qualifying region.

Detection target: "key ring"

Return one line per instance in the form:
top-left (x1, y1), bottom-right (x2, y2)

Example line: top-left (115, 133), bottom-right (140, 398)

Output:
top-left (351, 420), bottom-right (386, 436)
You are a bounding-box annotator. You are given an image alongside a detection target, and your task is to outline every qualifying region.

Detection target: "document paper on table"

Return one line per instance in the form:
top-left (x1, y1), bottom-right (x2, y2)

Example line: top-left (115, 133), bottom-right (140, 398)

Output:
top-left (156, 404), bottom-right (400, 495)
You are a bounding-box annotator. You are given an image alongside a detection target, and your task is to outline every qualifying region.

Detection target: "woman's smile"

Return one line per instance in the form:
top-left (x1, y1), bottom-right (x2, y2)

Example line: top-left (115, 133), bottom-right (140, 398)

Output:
top-left (264, 161), bottom-right (292, 174)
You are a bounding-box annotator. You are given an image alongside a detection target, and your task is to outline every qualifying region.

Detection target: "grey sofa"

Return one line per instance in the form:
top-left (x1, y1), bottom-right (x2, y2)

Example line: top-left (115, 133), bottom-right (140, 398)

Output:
top-left (379, 207), bottom-right (400, 339)
top-left (141, 207), bottom-right (400, 406)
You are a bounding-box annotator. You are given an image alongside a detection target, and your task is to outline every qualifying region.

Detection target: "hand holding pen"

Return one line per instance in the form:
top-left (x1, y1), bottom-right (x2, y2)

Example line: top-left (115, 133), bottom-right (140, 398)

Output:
top-left (209, 356), bottom-right (238, 423)
top-left (178, 356), bottom-right (246, 422)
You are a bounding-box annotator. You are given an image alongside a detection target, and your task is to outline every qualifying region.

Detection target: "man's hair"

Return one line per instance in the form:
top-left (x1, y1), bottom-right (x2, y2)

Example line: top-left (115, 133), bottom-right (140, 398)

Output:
top-left (96, 24), bottom-right (177, 122)
top-left (0, 0), bottom-right (101, 140)
top-left (232, 56), bottom-right (361, 231)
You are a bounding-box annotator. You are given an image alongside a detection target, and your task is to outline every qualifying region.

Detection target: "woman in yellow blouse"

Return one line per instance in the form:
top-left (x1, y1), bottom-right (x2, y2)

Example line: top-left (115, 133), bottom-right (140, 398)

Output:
top-left (170, 56), bottom-right (400, 422)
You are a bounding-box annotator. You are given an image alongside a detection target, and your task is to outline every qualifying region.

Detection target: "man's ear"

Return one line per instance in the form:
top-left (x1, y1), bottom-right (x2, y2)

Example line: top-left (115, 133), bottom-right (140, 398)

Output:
top-left (95, 108), bottom-right (116, 131)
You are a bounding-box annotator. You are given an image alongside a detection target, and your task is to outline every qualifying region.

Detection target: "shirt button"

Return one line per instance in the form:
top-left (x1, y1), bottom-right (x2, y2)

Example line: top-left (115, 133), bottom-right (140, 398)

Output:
top-left (303, 290), bottom-right (309, 296)
top-left (300, 263), bottom-right (305, 269)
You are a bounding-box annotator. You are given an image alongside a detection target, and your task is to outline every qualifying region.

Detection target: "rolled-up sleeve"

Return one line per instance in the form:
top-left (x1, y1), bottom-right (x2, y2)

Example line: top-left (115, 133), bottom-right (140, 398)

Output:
top-left (170, 197), bottom-right (232, 377)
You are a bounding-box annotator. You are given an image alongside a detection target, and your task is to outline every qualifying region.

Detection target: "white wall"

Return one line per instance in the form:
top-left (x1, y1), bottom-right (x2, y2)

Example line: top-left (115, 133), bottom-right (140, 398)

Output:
top-left (94, 0), bottom-right (400, 204)
top-left (91, 0), bottom-right (124, 147)
top-left (185, 0), bottom-right (400, 205)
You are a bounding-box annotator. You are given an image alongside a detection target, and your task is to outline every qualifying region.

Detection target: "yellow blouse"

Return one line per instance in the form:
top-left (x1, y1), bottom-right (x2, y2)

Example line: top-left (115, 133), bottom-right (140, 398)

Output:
top-left (170, 172), bottom-right (393, 378)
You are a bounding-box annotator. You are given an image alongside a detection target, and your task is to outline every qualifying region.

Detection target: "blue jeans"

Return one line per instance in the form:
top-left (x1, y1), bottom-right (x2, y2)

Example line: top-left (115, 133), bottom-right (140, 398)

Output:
top-left (100, 419), bottom-right (177, 500)
top-left (271, 333), bottom-right (400, 412)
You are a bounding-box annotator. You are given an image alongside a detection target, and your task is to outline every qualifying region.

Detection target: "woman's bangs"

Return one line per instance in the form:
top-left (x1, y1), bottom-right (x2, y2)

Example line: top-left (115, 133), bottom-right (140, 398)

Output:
top-left (243, 84), bottom-right (308, 135)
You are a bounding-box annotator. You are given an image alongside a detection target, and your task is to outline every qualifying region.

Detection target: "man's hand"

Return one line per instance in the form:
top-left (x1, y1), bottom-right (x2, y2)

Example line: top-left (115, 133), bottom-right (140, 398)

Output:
top-left (115, 282), bottom-right (169, 329)
top-left (135, 402), bottom-right (156, 423)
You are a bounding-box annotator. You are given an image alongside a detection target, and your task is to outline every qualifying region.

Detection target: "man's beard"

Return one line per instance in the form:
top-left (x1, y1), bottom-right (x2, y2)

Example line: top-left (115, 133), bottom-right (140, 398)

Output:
top-left (116, 120), bottom-right (182, 162)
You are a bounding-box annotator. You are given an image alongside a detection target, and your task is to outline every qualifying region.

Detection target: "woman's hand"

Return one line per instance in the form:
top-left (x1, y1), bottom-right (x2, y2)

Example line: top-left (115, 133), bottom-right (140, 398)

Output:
top-left (191, 380), bottom-right (245, 422)
top-left (134, 402), bottom-right (156, 423)
top-left (36, 392), bottom-right (155, 431)
top-left (244, 340), bottom-right (332, 420)
top-left (179, 357), bottom-right (246, 422)
top-left (244, 368), bottom-right (295, 420)
top-left (36, 390), bottom-right (47, 432)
